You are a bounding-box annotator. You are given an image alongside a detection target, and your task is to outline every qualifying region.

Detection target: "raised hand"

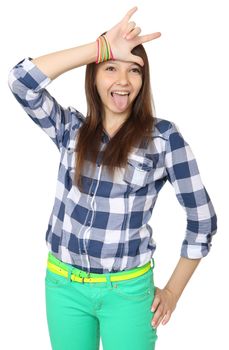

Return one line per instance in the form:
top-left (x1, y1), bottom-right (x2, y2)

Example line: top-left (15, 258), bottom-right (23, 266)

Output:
top-left (105, 6), bottom-right (161, 66)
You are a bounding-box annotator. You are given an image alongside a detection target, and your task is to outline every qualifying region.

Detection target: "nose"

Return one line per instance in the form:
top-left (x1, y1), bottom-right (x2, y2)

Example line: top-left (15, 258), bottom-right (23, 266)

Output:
top-left (116, 71), bottom-right (130, 85)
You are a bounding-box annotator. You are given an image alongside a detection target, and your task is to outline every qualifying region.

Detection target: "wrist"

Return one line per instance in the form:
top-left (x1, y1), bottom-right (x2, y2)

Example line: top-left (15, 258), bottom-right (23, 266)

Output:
top-left (164, 285), bottom-right (180, 304)
top-left (89, 41), bottom-right (98, 64)
top-left (95, 34), bottom-right (114, 64)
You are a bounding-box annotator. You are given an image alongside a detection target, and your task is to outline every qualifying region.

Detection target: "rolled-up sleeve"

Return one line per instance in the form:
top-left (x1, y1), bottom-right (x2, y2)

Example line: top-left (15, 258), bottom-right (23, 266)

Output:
top-left (8, 57), bottom-right (73, 151)
top-left (164, 121), bottom-right (217, 259)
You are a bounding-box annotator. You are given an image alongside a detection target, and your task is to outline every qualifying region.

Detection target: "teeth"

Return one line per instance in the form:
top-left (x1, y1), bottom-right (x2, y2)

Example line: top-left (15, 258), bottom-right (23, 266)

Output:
top-left (111, 91), bottom-right (130, 96)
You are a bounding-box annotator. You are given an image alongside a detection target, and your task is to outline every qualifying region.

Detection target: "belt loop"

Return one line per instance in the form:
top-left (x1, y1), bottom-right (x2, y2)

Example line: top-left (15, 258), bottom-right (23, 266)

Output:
top-left (104, 273), bottom-right (113, 289)
top-left (82, 272), bottom-right (89, 284)
top-left (67, 265), bottom-right (75, 282)
top-left (151, 258), bottom-right (155, 270)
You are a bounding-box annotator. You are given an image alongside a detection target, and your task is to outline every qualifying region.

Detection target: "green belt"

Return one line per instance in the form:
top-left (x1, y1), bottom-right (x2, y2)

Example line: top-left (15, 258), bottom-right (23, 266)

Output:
top-left (47, 252), bottom-right (154, 283)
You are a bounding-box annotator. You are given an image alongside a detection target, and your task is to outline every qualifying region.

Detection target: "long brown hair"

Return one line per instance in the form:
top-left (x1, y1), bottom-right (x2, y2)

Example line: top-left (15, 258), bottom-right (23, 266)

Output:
top-left (74, 42), bottom-right (156, 191)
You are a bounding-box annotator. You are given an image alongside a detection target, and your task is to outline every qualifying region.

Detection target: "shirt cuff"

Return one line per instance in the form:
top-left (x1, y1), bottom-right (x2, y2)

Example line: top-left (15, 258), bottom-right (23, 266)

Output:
top-left (180, 239), bottom-right (212, 259)
top-left (13, 57), bottom-right (51, 92)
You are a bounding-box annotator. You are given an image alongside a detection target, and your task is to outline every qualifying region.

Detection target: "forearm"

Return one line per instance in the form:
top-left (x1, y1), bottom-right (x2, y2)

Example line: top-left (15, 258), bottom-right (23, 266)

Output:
top-left (164, 256), bottom-right (201, 301)
top-left (31, 41), bottom-right (97, 80)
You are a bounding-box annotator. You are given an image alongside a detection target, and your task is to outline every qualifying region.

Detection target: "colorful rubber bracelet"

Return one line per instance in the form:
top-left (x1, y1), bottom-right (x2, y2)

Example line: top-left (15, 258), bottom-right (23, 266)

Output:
top-left (103, 35), bottom-right (110, 60)
top-left (95, 34), bottom-right (114, 64)
top-left (101, 35), bottom-right (107, 61)
top-left (100, 36), bottom-right (105, 62)
top-left (96, 37), bottom-right (100, 64)
top-left (105, 35), bottom-right (114, 60)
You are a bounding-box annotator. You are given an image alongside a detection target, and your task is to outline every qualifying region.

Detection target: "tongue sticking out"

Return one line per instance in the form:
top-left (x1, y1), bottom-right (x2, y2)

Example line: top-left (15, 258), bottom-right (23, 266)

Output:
top-left (112, 93), bottom-right (129, 110)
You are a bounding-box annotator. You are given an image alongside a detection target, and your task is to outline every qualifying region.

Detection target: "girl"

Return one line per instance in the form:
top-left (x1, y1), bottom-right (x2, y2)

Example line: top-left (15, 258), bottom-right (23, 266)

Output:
top-left (8, 6), bottom-right (217, 350)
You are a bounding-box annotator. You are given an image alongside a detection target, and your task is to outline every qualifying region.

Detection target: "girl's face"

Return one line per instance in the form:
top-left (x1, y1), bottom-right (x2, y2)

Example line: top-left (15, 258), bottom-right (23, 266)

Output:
top-left (95, 60), bottom-right (143, 121)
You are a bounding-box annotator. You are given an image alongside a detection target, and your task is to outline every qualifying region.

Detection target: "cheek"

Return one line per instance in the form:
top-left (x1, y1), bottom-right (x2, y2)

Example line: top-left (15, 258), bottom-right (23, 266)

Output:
top-left (97, 83), bottom-right (112, 99)
top-left (95, 81), bottom-right (104, 97)
top-left (133, 85), bottom-right (142, 99)
top-left (133, 78), bottom-right (142, 93)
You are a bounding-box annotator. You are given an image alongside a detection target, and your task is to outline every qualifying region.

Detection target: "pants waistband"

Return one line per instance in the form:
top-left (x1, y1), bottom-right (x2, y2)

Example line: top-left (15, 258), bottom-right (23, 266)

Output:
top-left (47, 252), bottom-right (155, 283)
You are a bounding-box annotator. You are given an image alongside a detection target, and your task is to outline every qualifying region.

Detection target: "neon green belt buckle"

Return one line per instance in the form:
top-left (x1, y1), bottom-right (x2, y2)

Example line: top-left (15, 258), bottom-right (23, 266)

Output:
top-left (80, 272), bottom-right (92, 283)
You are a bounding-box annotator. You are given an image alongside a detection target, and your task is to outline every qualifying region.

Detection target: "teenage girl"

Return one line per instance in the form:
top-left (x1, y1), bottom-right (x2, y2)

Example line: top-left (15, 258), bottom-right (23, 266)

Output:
top-left (8, 6), bottom-right (217, 350)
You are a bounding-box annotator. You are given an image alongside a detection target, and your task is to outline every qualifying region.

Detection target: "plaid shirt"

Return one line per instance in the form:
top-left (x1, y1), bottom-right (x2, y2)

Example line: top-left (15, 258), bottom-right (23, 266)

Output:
top-left (8, 57), bottom-right (217, 274)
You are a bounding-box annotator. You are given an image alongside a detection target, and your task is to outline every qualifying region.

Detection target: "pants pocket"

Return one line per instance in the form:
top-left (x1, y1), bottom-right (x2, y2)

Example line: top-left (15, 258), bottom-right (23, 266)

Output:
top-left (45, 268), bottom-right (68, 289)
top-left (112, 269), bottom-right (154, 301)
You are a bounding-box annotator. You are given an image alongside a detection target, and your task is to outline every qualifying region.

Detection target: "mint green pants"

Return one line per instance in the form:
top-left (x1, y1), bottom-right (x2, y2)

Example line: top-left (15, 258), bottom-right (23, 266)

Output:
top-left (45, 257), bottom-right (158, 350)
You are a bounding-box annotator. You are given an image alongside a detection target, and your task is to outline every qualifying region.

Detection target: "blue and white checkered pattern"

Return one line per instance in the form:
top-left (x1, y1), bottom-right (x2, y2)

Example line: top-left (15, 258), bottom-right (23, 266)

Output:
top-left (8, 57), bottom-right (217, 274)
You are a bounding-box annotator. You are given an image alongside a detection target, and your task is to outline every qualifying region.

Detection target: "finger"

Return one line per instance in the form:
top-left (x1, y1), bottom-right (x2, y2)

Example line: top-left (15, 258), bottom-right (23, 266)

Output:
top-left (122, 6), bottom-right (138, 23)
top-left (153, 313), bottom-right (165, 328)
top-left (162, 310), bottom-right (171, 325)
top-left (129, 54), bottom-right (144, 67)
top-left (151, 304), bottom-right (164, 327)
top-left (126, 21), bottom-right (136, 30)
top-left (122, 21), bottom-right (136, 38)
top-left (126, 27), bottom-right (141, 40)
top-left (151, 294), bottom-right (161, 312)
top-left (138, 32), bottom-right (161, 45)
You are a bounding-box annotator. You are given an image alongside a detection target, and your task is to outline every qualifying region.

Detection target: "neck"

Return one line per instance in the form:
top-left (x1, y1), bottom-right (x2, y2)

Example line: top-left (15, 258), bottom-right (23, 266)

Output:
top-left (102, 112), bottom-right (129, 129)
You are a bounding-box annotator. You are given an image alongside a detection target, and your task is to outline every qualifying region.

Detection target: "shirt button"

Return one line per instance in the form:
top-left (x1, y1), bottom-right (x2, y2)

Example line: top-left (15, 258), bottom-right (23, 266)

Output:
top-left (90, 192), bottom-right (94, 196)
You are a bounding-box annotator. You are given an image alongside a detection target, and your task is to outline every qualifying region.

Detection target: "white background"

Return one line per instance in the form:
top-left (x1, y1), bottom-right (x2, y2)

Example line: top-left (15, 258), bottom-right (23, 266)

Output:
top-left (1, 0), bottom-right (228, 349)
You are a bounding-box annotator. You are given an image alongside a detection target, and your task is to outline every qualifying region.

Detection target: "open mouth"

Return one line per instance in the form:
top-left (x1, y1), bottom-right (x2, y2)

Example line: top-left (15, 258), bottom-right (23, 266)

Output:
top-left (111, 92), bottom-right (130, 97)
top-left (110, 91), bottom-right (131, 110)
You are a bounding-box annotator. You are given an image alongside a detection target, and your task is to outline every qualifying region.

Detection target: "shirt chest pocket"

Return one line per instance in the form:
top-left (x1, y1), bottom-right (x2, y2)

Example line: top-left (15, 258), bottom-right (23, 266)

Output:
top-left (123, 157), bottom-right (154, 188)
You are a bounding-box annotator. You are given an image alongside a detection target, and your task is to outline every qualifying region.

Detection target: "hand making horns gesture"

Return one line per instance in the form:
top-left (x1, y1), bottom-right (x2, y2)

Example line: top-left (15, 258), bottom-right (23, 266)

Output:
top-left (105, 6), bottom-right (161, 66)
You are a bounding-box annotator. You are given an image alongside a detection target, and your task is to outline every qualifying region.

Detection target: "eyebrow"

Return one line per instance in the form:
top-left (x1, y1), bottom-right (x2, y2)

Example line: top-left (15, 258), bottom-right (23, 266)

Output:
top-left (104, 60), bottom-right (141, 68)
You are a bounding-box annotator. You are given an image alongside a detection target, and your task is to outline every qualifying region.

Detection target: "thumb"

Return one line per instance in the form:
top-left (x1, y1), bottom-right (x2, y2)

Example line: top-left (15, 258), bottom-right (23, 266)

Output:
top-left (129, 54), bottom-right (144, 67)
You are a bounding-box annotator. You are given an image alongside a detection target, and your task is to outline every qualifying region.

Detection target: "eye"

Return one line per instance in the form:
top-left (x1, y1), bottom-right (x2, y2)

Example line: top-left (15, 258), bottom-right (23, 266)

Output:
top-left (131, 68), bottom-right (141, 74)
top-left (106, 66), bottom-right (115, 71)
